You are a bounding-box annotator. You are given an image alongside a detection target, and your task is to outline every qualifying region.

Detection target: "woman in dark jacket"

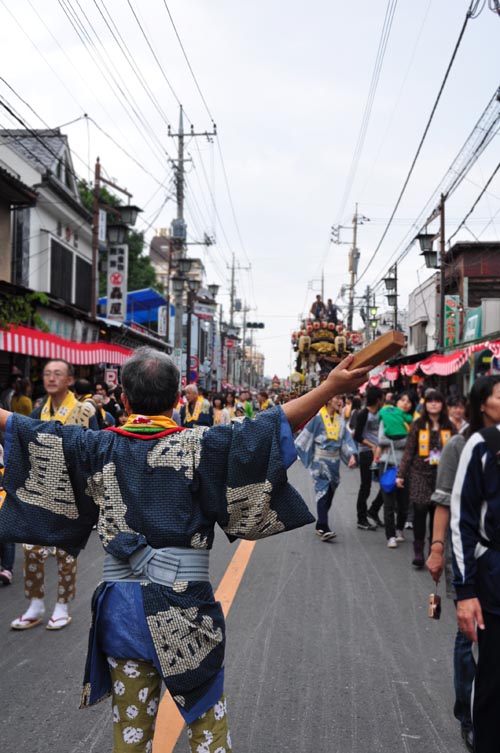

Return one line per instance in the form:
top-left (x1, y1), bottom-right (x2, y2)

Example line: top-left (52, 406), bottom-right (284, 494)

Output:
top-left (396, 389), bottom-right (454, 568)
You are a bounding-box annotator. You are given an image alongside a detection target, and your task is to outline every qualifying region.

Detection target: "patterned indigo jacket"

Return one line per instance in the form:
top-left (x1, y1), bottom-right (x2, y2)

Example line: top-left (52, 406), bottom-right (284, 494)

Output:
top-left (0, 407), bottom-right (313, 719)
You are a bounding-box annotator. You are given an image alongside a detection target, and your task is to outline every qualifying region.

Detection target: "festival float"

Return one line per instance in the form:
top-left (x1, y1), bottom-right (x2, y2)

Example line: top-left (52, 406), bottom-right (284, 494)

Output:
top-left (290, 319), bottom-right (364, 391)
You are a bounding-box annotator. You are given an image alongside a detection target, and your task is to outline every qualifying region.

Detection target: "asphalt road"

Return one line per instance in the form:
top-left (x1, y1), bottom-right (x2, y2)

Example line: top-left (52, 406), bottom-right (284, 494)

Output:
top-left (0, 461), bottom-right (463, 753)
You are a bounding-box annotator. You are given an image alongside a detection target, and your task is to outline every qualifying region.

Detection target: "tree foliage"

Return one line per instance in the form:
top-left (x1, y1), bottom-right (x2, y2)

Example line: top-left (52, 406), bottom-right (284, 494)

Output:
top-left (0, 292), bottom-right (50, 331)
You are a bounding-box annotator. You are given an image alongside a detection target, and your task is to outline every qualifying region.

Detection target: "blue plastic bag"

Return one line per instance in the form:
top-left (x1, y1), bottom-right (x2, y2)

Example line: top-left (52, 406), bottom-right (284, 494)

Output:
top-left (380, 465), bottom-right (398, 493)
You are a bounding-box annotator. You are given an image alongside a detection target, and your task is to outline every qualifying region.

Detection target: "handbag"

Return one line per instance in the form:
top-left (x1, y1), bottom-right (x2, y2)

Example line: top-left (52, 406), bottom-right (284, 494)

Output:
top-left (379, 441), bottom-right (398, 493)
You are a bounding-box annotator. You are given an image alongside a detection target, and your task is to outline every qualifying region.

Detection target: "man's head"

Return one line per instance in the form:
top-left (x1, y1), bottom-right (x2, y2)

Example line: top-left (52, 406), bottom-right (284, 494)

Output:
top-left (121, 347), bottom-right (180, 415)
top-left (185, 384), bottom-right (199, 405)
top-left (366, 386), bottom-right (384, 408)
top-left (74, 379), bottom-right (92, 398)
top-left (42, 360), bottom-right (74, 400)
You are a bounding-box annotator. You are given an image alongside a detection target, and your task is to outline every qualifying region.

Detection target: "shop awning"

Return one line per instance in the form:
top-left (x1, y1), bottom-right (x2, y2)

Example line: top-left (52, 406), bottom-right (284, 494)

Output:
top-left (0, 325), bottom-right (133, 365)
top-left (366, 337), bottom-right (500, 383)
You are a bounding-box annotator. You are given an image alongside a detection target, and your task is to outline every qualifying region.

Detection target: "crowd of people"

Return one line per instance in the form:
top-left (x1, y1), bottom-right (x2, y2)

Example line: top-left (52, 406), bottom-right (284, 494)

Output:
top-left (298, 377), bottom-right (500, 753)
top-left (1, 355), bottom-right (500, 752)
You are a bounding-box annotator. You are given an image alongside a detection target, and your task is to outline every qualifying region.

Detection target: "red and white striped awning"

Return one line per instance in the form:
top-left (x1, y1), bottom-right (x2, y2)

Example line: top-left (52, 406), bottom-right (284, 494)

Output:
top-left (0, 325), bottom-right (133, 366)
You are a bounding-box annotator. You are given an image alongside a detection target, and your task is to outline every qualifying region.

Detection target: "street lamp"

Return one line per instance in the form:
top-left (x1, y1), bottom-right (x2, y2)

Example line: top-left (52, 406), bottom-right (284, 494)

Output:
top-left (208, 283), bottom-right (219, 299)
top-left (106, 221), bottom-right (129, 245)
top-left (118, 204), bottom-right (141, 227)
top-left (383, 264), bottom-right (398, 329)
top-left (416, 194), bottom-right (447, 350)
top-left (416, 233), bottom-right (439, 269)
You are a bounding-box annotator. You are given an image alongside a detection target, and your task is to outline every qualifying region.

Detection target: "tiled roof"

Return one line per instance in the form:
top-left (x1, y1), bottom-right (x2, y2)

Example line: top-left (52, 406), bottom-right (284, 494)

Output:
top-left (0, 129), bottom-right (66, 173)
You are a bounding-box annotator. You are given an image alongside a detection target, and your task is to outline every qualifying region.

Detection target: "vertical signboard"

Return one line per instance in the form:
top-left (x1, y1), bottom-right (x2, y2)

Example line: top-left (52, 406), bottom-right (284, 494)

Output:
top-left (106, 244), bottom-right (128, 322)
top-left (157, 305), bottom-right (167, 337)
top-left (444, 295), bottom-right (460, 349)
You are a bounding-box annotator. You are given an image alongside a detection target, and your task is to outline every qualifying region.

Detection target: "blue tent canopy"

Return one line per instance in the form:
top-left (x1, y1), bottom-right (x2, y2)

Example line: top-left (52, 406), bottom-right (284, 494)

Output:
top-left (98, 287), bottom-right (169, 326)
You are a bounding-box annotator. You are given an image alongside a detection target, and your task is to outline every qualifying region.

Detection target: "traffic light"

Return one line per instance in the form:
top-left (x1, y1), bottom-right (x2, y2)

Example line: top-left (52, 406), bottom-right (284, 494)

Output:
top-left (246, 322), bottom-right (265, 328)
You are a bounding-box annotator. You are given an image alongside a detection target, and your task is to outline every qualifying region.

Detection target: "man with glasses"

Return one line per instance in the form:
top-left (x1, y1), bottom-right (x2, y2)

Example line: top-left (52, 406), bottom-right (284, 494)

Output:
top-left (10, 359), bottom-right (98, 631)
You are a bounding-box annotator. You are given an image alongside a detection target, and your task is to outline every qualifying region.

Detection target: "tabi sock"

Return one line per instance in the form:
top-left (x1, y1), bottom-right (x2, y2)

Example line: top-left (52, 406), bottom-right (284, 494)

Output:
top-left (51, 602), bottom-right (69, 621)
top-left (23, 598), bottom-right (45, 620)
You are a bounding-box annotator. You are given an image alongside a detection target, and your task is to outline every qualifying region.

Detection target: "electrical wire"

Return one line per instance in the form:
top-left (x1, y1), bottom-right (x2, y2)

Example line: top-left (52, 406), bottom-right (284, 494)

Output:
top-left (93, 0), bottom-right (172, 129)
top-left (356, 1), bottom-right (477, 286)
top-left (160, 0), bottom-right (215, 123)
top-left (56, 0), bottom-right (166, 163)
top-left (448, 160), bottom-right (500, 245)
top-left (125, 0), bottom-right (183, 111)
top-left (335, 0), bottom-right (399, 223)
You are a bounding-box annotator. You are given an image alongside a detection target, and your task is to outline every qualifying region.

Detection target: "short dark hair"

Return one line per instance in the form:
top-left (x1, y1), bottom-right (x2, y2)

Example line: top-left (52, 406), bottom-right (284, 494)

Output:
top-left (74, 379), bottom-right (92, 397)
top-left (121, 347), bottom-right (179, 414)
top-left (366, 386), bottom-right (383, 407)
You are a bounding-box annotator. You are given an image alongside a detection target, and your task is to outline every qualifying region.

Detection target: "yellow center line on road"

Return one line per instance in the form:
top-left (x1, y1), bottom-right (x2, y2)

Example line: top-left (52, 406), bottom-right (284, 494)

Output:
top-left (152, 540), bottom-right (256, 753)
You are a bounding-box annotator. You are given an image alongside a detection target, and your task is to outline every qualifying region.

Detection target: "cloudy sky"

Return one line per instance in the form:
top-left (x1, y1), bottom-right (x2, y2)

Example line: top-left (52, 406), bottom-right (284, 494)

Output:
top-left (1, 0), bottom-right (499, 376)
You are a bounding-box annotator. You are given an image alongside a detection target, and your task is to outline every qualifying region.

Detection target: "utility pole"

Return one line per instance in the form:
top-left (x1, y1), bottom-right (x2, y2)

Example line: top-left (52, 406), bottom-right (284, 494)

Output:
top-left (333, 206), bottom-right (369, 331)
top-left (364, 285), bottom-right (371, 344)
top-left (168, 106), bottom-right (217, 359)
top-left (347, 205), bottom-right (360, 331)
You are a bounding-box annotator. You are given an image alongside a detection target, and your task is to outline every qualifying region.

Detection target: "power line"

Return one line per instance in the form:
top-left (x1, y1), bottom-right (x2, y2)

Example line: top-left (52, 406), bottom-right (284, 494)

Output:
top-left (335, 0), bottom-right (399, 223)
top-left (161, 0), bottom-right (215, 123)
top-left (447, 160), bottom-right (500, 245)
top-left (357, 1), bottom-right (477, 286)
top-left (125, 0), bottom-right (183, 111)
top-left (93, 0), bottom-right (172, 129)
top-left (56, 0), bottom-right (166, 163)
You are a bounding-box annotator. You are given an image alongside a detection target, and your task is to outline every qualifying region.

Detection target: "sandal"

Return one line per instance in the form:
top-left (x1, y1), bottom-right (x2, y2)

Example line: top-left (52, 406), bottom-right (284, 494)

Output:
top-left (11, 615), bottom-right (43, 630)
top-left (46, 615), bottom-right (72, 631)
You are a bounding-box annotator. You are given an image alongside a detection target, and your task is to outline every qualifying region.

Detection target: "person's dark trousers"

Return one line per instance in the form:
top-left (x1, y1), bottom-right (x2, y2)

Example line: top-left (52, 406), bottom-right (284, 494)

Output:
top-left (356, 450), bottom-right (377, 523)
top-left (453, 626), bottom-right (475, 733)
top-left (382, 484), bottom-right (409, 539)
top-left (473, 609), bottom-right (500, 752)
top-left (316, 484), bottom-right (336, 529)
top-left (0, 542), bottom-right (15, 571)
top-left (412, 504), bottom-right (435, 547)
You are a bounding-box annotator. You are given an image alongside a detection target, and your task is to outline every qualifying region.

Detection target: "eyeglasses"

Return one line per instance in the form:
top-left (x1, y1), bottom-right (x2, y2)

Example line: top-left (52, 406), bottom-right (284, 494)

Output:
top-left (43, 370), bottom-right (67, 378)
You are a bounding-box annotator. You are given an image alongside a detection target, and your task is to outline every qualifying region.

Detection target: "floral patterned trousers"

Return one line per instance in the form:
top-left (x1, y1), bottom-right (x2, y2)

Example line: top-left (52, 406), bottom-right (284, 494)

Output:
top-left (108, 657), bottom-right (232, 753)
top-left (23, 544), bottom-right (77, 603)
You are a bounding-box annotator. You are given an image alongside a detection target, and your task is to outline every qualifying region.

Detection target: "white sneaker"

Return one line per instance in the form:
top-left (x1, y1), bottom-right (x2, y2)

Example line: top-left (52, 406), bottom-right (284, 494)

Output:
top-left (387, 537), bottom-right (398, 548)
top-left (395, 530), bottom-right (405, 542)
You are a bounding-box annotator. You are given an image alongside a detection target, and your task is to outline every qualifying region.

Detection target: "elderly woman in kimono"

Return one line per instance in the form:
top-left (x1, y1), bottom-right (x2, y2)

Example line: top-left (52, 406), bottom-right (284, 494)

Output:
top-left (0, 347), bottom-right (369, 753)
top-left (296, 395), bottom-right (358, 541)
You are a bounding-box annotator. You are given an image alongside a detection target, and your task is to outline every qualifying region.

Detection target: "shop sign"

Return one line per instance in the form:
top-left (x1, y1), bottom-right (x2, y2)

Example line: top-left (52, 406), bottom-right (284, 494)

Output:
top-left (444, 295), bottom-right (460, 349)
top-left (104, 368), bottom-right (118, 387)
top-left (106, 244), bottom-right (128, 322)
top-left (158, 306), bottom-right (167, 336)
top-left (463, 306), bottom-right (482, 342)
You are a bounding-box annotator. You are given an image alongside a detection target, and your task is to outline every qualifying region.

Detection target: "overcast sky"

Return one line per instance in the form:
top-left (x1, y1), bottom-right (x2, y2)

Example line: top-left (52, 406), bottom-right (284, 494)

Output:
top-left (1, 0), bottom-right (500, 377)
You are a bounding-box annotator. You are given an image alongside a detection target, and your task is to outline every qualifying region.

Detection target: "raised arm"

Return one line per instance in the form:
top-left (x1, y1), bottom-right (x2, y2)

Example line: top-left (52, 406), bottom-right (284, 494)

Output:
top-left (281, 354), bottom-right (371, 431)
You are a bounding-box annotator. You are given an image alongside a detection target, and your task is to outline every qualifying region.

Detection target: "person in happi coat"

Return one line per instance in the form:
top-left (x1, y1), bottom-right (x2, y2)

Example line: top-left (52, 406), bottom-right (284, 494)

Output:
top-left (0, 346), bottom-right (370, 753)
top-left (180, 383), bottom-right (213, 427)
top-left (295, 395), bottom-right (358, 541)
top-left (10, 359), bottom-right (98, 631)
